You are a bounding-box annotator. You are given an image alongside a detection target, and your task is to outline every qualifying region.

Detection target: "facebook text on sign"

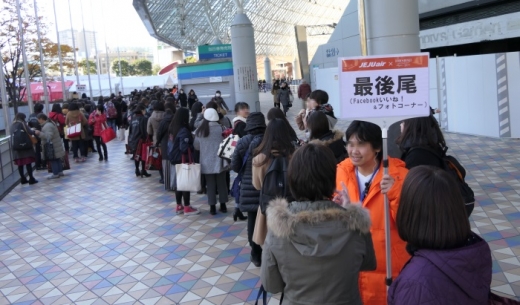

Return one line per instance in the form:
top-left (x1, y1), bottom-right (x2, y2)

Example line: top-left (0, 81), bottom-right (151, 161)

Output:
top-left (338, 53), bottom-right (430, 122)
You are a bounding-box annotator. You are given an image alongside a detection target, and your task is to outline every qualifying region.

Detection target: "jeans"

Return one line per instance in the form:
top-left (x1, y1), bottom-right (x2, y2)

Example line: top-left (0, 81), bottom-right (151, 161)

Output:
top-left (49, 158), bottom-right (63, 175)
top-left (107, 119), bottom-right (117, 132)
top-left (71, 140), bottom-right (87, 158)
top-left (247, 211), bottom-right (262, 259)
top-left (93, 136), bottom-right (108, 158)
top-left (205, 172), bottom-right (228, 206)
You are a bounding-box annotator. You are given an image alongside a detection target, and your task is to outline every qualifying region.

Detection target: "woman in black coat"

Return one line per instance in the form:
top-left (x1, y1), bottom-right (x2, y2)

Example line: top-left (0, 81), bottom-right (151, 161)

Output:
top-left (11, 113), bottom-right (38, 184)
top-left (178, 89), bottom-right (188, 108)
top-left (128, 104), bottom-right (151, 177)
top-left (155, 102), bottom-right (176, 189)
top-left (187, 90), bottom-right (198, 110)
top-left (231, 112), bottom-right (266, 221)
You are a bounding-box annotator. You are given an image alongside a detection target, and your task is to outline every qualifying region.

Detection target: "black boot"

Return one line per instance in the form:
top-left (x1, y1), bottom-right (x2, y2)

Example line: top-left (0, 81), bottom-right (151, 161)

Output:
top-left (209, 205), bottom-right (217, 215)
top-left (233, 208), bottom-right (247, 221)
top-left (219, 203), bottom-right (227, 213)
top-left (28, 177), bottom-right (38, 185)
top-left (135, 169), bottom-right (141, 177)
top-left (140, 170), bottom-right (151, 178)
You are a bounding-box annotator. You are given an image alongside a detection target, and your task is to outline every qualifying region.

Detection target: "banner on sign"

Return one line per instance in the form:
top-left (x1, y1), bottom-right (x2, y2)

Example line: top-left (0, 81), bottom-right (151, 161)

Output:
top-left (339, 53), bottom-right (430, 124)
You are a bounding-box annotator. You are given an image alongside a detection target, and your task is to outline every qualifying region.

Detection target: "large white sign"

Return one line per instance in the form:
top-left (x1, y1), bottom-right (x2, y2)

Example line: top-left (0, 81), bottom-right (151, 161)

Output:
top-left (339, 53), bottom-right (430, 124)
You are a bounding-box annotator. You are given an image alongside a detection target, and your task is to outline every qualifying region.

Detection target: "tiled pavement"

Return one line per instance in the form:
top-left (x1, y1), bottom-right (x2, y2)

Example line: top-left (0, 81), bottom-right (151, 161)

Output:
top-left (1, 93), bottom-right (520, 304)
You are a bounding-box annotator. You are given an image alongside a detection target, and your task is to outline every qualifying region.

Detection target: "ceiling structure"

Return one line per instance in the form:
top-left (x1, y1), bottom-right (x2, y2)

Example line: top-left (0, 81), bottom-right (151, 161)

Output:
top-left (133, 0), bottom-right (347, 59)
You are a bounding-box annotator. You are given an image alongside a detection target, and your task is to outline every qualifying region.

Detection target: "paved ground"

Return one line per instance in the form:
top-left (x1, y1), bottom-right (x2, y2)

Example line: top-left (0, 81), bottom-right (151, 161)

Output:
top-left (0, 92), bottom-right (519, 304)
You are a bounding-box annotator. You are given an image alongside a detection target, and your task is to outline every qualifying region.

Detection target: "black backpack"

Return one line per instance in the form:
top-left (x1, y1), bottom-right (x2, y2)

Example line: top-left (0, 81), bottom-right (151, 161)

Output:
top-left (28, 113), bottom-right (40, 130)
top-left (12, 123), bottom-right (33, 151)
top-left (408, 147), bottom-right (475, 205)
top-left (259, 155), bottom-right (293, 214)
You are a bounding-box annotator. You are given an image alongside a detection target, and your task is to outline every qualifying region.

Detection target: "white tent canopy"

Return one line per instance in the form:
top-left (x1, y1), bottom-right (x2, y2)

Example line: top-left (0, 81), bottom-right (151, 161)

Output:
top-left (64, 75), bottom-right (177, 98)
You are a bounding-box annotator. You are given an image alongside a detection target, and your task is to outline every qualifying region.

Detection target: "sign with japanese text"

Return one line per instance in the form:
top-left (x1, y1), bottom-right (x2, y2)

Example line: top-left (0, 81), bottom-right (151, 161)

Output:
top-left (198, 44), bottom-right (232, 60)
top-left (338, 53), bottom-right (430, 124)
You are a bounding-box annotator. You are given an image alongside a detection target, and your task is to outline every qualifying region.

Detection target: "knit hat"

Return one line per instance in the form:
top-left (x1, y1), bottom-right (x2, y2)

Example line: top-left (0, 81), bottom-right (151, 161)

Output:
top-left (244, 112), bottom-right (266, 132)
top-left (204, 108), bottom-right (220, 122)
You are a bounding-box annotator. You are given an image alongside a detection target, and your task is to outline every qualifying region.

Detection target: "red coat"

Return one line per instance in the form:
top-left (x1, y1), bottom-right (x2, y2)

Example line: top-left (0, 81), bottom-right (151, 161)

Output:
top-left (336, 157), bottom-right (410, 305)
top-left (49, 111), bottom-right (66, 135)
top-left (89, 112), bottom-right (107, 137)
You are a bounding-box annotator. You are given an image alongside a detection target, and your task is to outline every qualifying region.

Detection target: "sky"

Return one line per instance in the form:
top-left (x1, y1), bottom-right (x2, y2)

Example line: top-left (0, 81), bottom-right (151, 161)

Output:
top-left (37, 0), bottom-right (158, 50)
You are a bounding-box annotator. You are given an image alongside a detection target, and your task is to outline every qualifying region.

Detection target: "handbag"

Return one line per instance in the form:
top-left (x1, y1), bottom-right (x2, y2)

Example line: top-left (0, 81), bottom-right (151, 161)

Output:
top-left (218, 134), bottom-right (240, 161)
top-left (47, 152), bottom-right (71, 173)
top-left (231, 149), bottom-right (250, 202)
top-left (43, 137), bottom-right (55, 160)
top-left (252, 206), bottom-right (267, 246)
top-left (67, 123), bottom-right (82, 138)
top-left (140, 137), bottom-right (153, 161)
top-left (117, 128), bottom-right (126, 141)
top-left (100, 123), bottom-right (116, 143)
top-left (63, 126), bottom-right (69, 140)
top-left (175, 148), bottom-right (201, 192)
top-left (146, 146), bottom-right (162, 170)
top-left (489, 292), bottom-right (520, 304)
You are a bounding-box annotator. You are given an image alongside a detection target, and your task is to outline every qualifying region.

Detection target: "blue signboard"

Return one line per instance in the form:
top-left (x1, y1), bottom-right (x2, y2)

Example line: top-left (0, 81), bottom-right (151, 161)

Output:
top-left (198, 44), bottom-right (232, 60)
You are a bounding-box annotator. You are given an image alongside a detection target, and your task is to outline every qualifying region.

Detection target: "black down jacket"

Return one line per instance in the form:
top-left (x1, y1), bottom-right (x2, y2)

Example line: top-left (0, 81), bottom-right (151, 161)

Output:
top-left (231, 133), bottom-right (264, 213)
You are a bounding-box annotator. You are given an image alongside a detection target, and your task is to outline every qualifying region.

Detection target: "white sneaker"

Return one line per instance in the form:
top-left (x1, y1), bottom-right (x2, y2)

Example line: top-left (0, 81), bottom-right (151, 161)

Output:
top-left (47, 175), bottom-right (60, 180)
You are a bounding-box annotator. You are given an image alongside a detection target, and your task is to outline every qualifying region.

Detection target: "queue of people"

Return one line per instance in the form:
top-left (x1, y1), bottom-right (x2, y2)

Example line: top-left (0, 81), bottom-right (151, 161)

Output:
top-left (9, 84), bottom-right (501, 305)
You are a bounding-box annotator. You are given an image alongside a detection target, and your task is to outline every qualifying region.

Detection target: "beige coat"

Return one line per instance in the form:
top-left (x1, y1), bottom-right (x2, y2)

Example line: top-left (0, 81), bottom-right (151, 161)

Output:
top-left (40, 121), bottom-right (66, 160)
top-left (65, 110), bottom-right (88, 140)
top-left (147, 110), bottom-right (165, 144)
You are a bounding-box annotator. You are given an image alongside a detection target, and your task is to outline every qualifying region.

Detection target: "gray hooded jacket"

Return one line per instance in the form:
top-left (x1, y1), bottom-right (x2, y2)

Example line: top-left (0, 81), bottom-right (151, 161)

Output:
top-left (261, 199), bottom-right (376, 305)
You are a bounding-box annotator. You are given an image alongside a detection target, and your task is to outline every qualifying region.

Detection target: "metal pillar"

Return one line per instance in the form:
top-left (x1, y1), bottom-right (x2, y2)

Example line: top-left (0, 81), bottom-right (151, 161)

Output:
top-left (33, 0), bottom-right (50, 112)
top-left (100, 0), bottom-right (112, 95)
top-left (230, 11), bottom-right (260, 111)
top-left (67, 0), bottom-right (80, 86)
top-left (1, 59), bottom-right (12, 135)
top-left (293, 57), bottom-right (300, 80)
top-left (79, 0), bottom-right (94, 100)
top-left (90, 0), bottom-right (102, 97)
top-left (52, 0), bottom-right (67, 101)
top-left (264, 57), bottom-right (272, 84)
top-left (16, 0), bottom-right (34, 113)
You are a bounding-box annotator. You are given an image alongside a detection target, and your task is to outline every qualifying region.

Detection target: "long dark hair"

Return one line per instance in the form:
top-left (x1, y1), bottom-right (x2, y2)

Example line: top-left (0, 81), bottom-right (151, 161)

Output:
top-left (254, 118), bottom-right (296, 166)
top-left (195, 119), bottom-right (211, 138)
top-left (191, 101), bottom-right (203, 117)
top-left (169, 108), bottom-right (190, 140)
top-left (397, 165), bottom-right (470, 250)
top-left (307, 111), bottom-right (330, 140)
top-left (396, 116), bottom-right (446, 152)
top-left (266, 107), bottom-right (298, 140)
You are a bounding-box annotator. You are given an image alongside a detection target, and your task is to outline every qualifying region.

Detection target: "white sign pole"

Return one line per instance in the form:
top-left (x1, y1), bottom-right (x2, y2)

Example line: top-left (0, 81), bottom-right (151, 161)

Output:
top-left (339, 53), bottom-right (430, 289)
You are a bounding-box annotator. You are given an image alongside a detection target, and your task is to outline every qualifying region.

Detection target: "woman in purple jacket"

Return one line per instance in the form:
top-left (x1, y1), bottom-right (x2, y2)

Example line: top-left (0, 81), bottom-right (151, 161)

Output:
top-left (388, 165), bottom-right (492, 305)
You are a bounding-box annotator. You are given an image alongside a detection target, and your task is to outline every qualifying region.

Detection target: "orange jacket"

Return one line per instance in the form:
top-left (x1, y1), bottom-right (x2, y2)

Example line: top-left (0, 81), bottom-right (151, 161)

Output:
top-left (336, 157), bottom-right (410, 305)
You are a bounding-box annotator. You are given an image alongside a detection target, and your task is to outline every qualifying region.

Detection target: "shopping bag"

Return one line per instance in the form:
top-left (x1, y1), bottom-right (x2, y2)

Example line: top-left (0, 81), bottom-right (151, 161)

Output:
top-left (170, 164), bottom-right (177, 190)
top-left (252, 206), bottom-right (267, 246)
top-left (101, 124), bottom-right (116, 143)
top-left (117, 129), bottom-right (126, 141)
top-left (47, 153), bottom-right (71, 173)
top-left (146, 146), bottom-right (162, 170)
top-left (66, 123), bottom-right (82, 138)
top-left (175, 149), bottom-right (201, 192)
top-left (140, 138), bottom-right (153, 161)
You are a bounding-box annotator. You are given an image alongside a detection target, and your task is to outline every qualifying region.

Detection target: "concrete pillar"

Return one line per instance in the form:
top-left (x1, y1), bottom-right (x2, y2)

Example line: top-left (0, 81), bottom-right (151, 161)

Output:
top-left (264, 57), bottom-right (272, 84)
top-left (294, 25), bottom-right (310, 83)
top-left (230, 13), bottom-right (260, 112)
top-left (211, 38), bottom-right (223, 45)
top-left (365, 0), bottom-right (420, 157)
top-left (293, 57), bottom-right (300, 80)
top-left (365, 0), bottom-right (420, 56)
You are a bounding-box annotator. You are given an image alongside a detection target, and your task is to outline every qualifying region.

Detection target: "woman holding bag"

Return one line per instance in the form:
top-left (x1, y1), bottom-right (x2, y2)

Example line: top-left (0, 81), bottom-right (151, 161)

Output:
top-left (89, 105), bottom-right (109, 162)
top-left (169, 108), bottom-right (200, 216)
top-left (128, 104), bottom-right (151, 178)
top-left (65, 102), bottom-right (89, 163)
top-left (194, 108), bottom-right (228, 215)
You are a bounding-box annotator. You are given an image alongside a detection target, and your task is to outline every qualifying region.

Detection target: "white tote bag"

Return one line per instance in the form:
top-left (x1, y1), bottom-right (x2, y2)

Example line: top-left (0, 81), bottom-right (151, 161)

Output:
top-left (175, 163), bottom-right (201, 192)
top-left (117, 128), bottom-right (126, 141)
top-left (218, 134), bottom-right (239, 161)
top-left (67, 123), bottom-right (82, 138)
